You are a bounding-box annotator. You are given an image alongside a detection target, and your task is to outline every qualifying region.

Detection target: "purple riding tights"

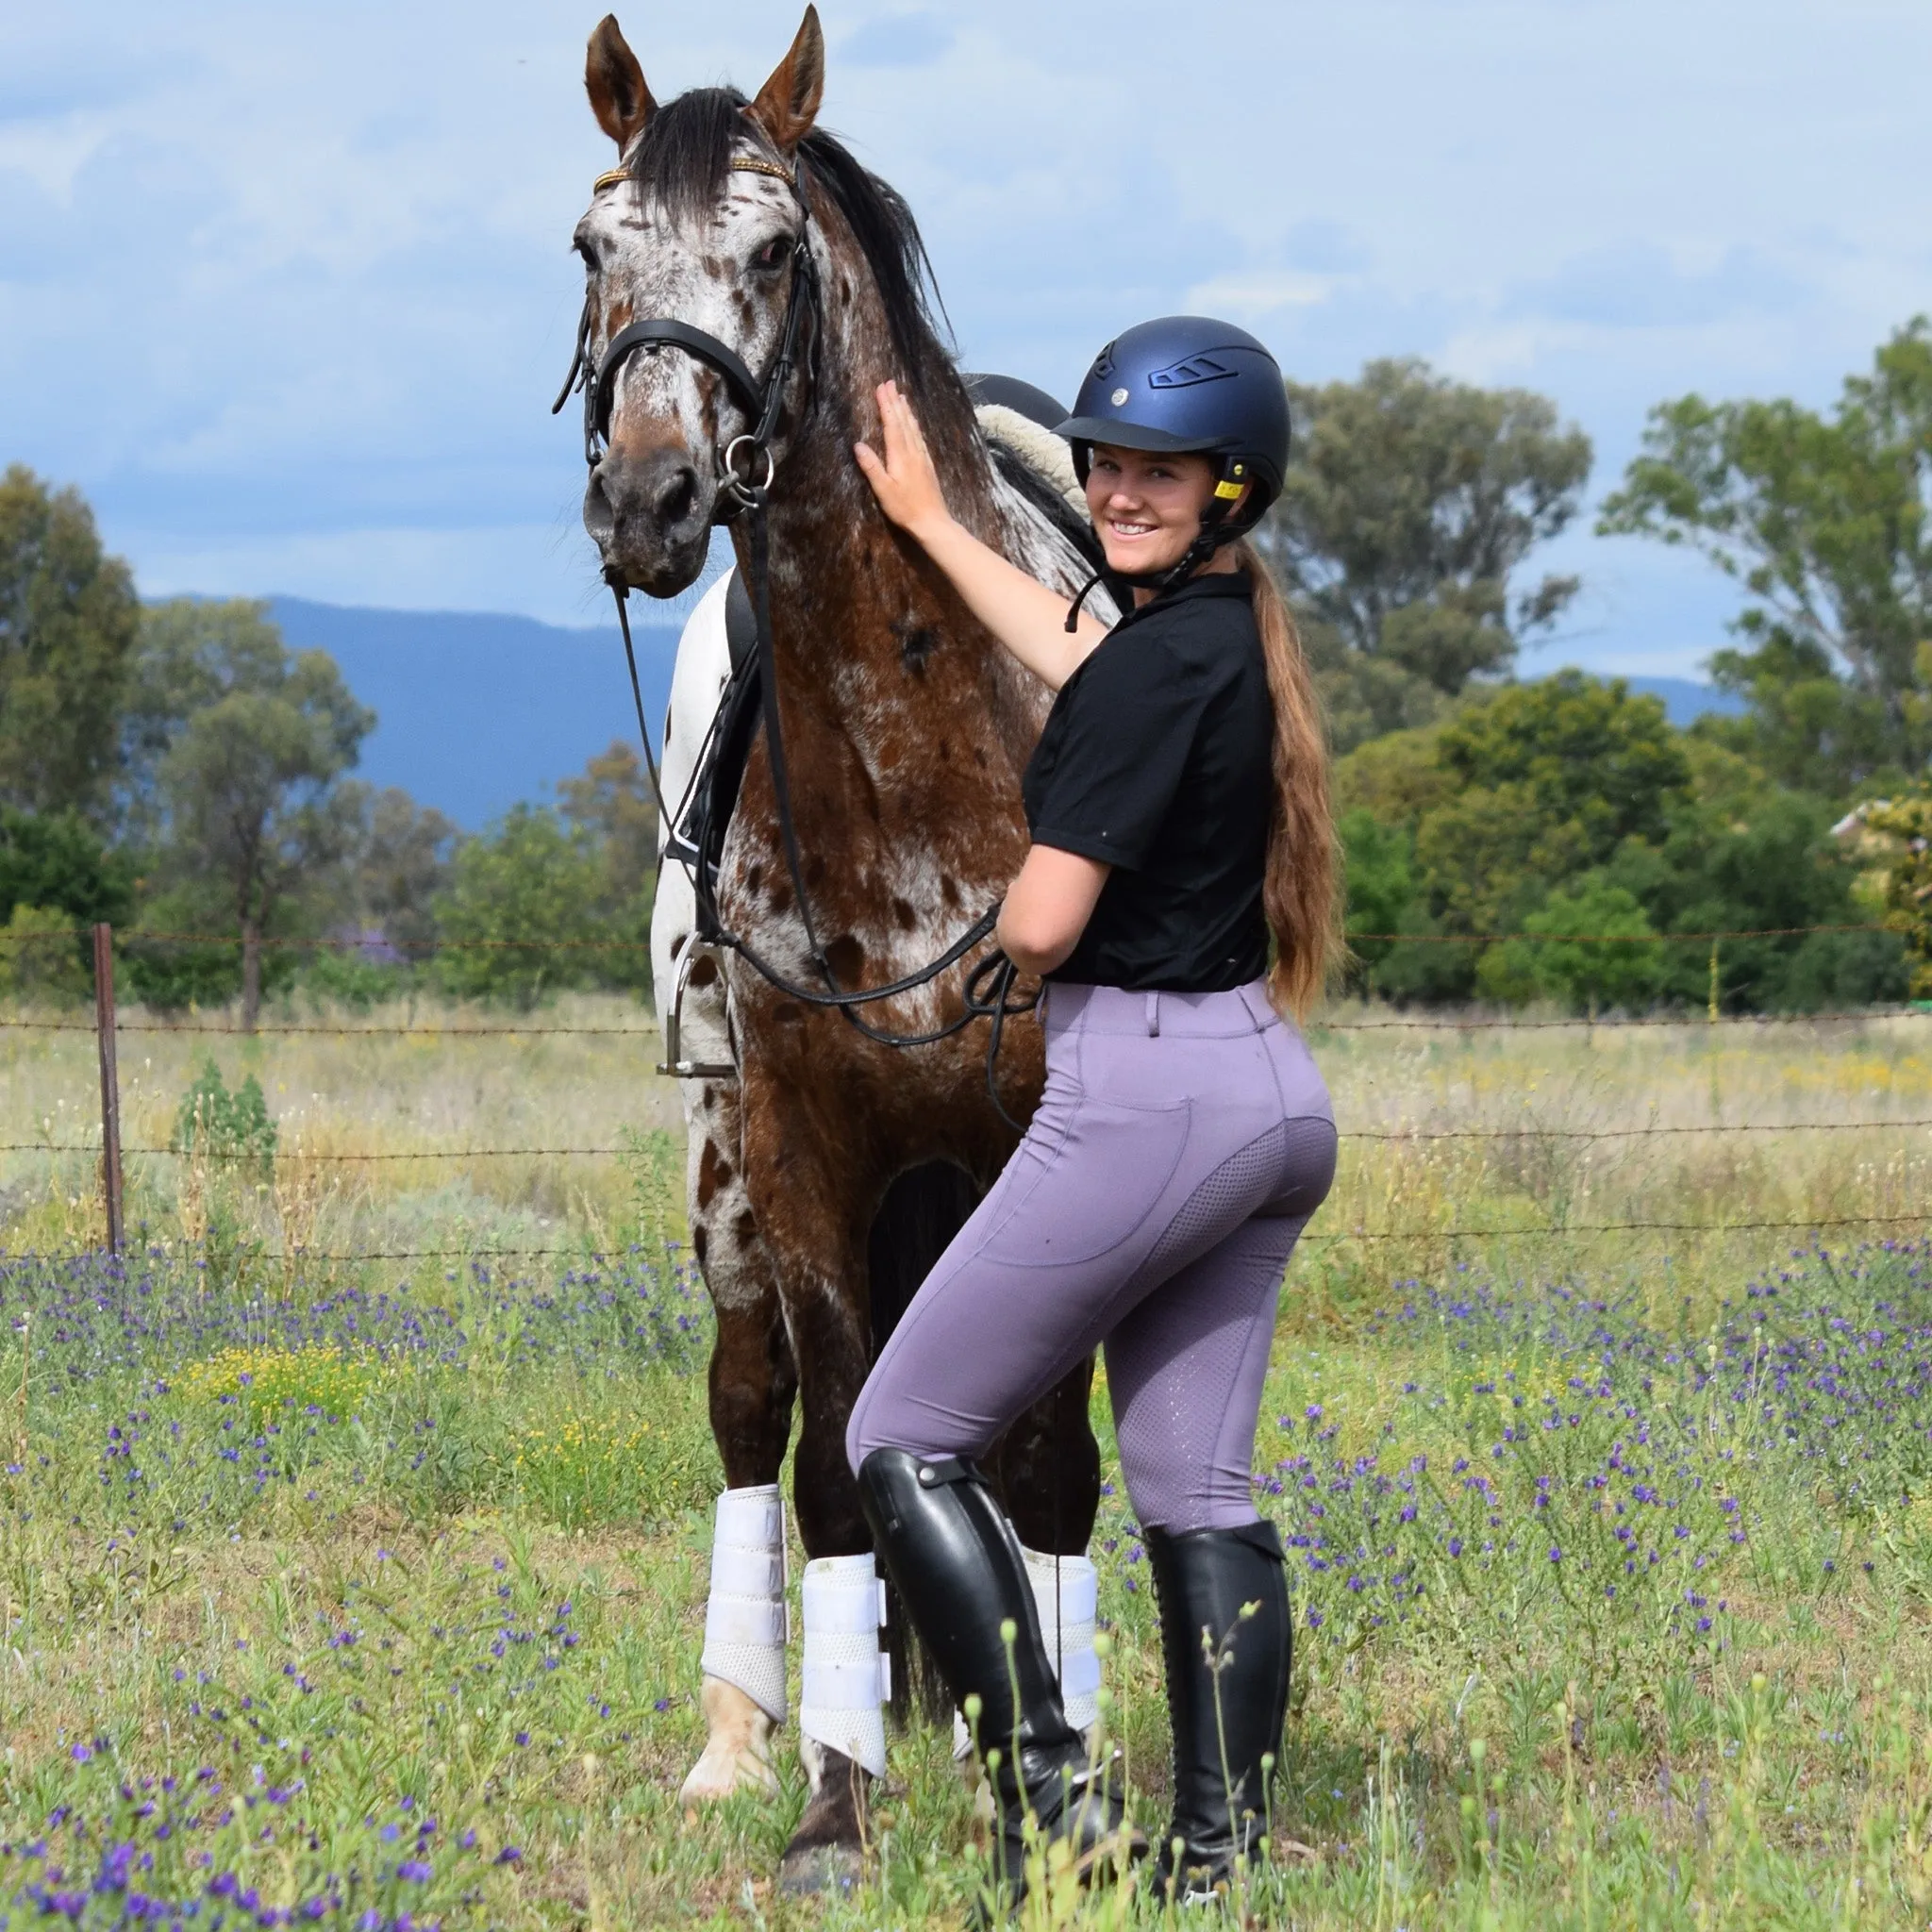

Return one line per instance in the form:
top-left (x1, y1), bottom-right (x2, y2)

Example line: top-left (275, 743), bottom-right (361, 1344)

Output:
top-left (846, 979), bottom-right (1336, 1535)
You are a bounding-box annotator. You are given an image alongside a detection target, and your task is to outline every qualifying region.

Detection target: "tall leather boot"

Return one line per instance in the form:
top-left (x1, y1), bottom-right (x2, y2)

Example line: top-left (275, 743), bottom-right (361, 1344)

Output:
top-left (1145, 1520), bottom-right (1291, 1903)
top-left (858, 1449), bottom-right (1143, 1914)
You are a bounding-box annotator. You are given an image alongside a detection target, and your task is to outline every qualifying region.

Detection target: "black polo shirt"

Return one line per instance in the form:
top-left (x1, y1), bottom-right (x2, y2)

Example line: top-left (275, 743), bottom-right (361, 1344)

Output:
top-left (1021, 572), bottom-right (1272, 992)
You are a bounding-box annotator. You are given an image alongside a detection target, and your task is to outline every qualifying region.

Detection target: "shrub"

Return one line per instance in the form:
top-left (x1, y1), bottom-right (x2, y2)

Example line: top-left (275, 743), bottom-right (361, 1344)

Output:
top-left (172, 1057), bottom-right (278, 1184)
top-left (0, 904), bottom-right (90, 1004)
top-left (1477, 877), bottom-right (1662, 1014)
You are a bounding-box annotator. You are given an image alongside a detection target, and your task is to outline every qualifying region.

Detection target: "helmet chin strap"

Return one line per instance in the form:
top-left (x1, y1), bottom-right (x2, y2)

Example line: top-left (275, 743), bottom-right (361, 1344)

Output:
top-left (1063, 464), bottom-right (1249, 632)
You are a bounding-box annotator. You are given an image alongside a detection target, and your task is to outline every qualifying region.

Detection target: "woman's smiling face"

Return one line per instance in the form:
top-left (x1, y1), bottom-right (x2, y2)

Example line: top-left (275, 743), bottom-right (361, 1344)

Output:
top-left (1084, 443), bottom-right (1218, 576)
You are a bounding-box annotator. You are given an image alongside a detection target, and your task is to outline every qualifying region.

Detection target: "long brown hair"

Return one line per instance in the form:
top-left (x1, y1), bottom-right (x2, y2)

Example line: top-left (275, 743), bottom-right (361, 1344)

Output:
top-left (1232, 539), bottom-right (1341, 1019)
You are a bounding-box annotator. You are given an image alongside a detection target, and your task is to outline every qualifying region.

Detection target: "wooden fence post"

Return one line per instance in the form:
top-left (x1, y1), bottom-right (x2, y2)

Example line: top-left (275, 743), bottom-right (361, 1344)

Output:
top-left (92, 924), bottom-right (124, 1255)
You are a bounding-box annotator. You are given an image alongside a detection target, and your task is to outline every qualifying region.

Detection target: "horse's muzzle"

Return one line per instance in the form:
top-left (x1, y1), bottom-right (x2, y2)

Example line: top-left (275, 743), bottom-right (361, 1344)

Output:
top-left (584, 444), bottom-right (715, 597)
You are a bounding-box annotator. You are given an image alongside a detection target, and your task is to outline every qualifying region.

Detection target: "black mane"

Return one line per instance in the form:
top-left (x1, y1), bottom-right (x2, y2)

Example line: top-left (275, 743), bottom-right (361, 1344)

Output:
top-left (625, 88), bottom-right (958, 403)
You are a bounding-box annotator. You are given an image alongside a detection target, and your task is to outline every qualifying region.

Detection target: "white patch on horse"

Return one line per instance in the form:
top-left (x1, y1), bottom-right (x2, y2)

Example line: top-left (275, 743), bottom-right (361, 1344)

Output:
top-left (575, 160), bottom-right (804, 470)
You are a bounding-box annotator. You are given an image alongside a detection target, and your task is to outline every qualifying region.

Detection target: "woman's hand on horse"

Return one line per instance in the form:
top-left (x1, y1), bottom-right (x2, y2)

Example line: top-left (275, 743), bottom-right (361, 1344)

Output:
top-left (854, 381), bottom-right (953, 541)
top-left (855, 377), bottom-right (1109, 692)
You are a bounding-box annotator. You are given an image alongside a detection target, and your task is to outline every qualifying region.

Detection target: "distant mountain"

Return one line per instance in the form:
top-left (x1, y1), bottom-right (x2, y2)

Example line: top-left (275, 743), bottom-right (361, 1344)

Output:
top-left (268, 596), bottom-right (681, 828)
top-left (1616, 675), bottom-right (1746, 727)
top-left (1575, 675), bottom-right (1741, 727)
top-left (256, 598), bottom-right (1749, 828)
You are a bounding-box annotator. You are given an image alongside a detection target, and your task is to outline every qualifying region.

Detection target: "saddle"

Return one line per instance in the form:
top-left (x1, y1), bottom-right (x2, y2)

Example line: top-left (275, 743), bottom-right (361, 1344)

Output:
top-left (674, 375), bottom-right (1103, 951)
top-left (678, 572), bottom-right (765, 946)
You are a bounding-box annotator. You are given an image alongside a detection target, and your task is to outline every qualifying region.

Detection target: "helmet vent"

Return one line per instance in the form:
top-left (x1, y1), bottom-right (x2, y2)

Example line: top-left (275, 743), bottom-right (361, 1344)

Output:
top-left (1147, 353), bottom-right (1238, 390)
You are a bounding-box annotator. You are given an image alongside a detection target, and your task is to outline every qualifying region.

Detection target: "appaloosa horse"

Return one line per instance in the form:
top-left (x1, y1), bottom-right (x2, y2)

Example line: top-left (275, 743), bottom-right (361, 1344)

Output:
top-left (564, 8), bottom-right (1113, 1891)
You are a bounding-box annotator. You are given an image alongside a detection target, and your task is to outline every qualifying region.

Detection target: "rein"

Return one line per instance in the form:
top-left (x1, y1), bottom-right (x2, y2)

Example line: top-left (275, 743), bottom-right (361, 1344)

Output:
top-left (555, 147), bottom-right (1037, 1127)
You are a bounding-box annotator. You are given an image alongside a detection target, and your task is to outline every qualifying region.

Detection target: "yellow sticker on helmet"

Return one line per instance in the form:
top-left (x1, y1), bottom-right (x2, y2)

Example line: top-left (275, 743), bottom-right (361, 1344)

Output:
top-left (1213, 478), bottom-right (1245, 499)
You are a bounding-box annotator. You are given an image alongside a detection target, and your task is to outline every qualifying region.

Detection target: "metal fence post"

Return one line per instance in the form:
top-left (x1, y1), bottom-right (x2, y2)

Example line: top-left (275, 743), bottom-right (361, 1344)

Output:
top-left (92, 923), bottom-right (125, 1254)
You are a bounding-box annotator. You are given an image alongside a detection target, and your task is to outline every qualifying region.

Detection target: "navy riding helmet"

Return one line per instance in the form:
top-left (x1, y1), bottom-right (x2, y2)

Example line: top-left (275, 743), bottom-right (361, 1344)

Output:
top-left (1056, 315), bottom-right (1290, 592)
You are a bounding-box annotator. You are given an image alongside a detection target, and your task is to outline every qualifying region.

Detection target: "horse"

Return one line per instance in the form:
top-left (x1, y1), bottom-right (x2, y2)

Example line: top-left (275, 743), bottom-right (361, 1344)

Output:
top-left (562, 8), bottom-right (1119, 1894)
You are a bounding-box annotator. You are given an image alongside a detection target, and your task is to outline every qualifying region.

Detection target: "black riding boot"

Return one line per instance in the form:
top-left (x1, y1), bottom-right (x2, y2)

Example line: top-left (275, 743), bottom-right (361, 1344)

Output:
top-left (858, 1448), bottom-right (1142, 1914)
top-left (1145, 1520), bottom-right (1291, 1903)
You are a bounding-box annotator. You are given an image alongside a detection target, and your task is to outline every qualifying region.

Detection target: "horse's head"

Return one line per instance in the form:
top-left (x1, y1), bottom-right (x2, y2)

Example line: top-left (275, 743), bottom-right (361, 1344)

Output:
top-left (567, 10), bottom-right (825, 597)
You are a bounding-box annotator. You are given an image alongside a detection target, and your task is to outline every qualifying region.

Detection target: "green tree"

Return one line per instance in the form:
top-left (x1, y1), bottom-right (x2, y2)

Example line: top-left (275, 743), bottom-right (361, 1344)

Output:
top-left (558, 740), bottom-right (658, 907)
top-left (1336, 675), bottom-right (1695, 1005)
top-left (1334, 674), bottom-right (1905, 1012)
top-left (133, 600), bottom-right (373, 1029)
top-left (0, 466), bottom-right (141, 818)
top-left (1607, 788), bottom-right (1908, 1012)
top-left (1302, 617), bottom-right (1451, 756)
top-left (0, 806), bottom-right (133, 930)
top-left (1476, 877), bottom-right (1662, 1014)
top-left (349, 786), bottom-right (459, 953)
top-left (1435, 671), bottom-right (1689, 853)
top-left (1258, 358), bottom-right (1592, 749)
top-left (1598, 317), bottom-right (1932, 792)
top-left (0, 805), bottom-right (134, 998)
top-left (1859, 786), bottom-right (1932, 996)
top-left (1335, 808), bottom-right (1416, 986)
top-left (433, 806), bottom-right (609, 1008)
top-left (1418, 672), bottom-right (1689, 940)
top-left (0, 905), bottom-right (92, 1004)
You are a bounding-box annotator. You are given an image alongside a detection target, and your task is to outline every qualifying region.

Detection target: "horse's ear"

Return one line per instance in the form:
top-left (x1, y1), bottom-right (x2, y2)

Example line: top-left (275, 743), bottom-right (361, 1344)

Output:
top-left (745, 7), bottom-right (824, 155)
top-left (585, 14), bottom-right (656, 152)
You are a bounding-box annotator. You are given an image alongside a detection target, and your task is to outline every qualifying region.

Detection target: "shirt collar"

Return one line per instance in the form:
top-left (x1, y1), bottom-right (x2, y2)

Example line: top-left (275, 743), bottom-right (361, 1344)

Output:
top-left (1112, 568), bottom-right (1253, 629)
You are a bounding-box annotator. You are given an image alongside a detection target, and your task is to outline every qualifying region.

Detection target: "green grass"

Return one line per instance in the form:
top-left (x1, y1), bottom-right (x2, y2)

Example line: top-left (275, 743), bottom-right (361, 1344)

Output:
top-left (5, 993), bottom-right (1932, 1924)
top-left (5, 1235), bottom-right (1932, 1928)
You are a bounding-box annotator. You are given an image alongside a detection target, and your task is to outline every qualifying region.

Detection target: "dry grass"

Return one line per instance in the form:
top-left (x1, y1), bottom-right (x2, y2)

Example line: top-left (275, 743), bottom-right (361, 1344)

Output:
top-left (1, 991), bottom-right (683, 1259)
top-left (1300, 1003), bottom-right (1932, 1316)
top-left (8, 991), bottom-right (1927, 1284)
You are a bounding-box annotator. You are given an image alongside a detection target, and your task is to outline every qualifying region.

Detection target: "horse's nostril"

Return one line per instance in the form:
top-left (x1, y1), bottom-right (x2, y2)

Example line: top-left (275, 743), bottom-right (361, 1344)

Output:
top-left (656, 463), bottom-right (698, 527)
top-left (586, 450), bottom-right (705, 558)
top-left (583, 468), bottom-right (617, 541)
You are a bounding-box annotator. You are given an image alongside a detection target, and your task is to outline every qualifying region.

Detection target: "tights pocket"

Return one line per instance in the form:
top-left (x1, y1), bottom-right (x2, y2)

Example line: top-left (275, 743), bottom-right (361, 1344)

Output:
top-left (999, 1094), bottom-right (1193, 1271)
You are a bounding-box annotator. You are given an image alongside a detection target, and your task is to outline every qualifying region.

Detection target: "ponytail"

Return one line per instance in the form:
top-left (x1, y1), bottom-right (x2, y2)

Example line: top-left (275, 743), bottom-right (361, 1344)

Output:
top-left (1233, 539), bottom-right (1341, 1020)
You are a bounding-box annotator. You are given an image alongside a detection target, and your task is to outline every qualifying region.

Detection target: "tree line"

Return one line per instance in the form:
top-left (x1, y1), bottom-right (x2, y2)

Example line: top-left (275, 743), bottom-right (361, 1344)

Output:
top-left (0, 473), bottom-right (658, 1024)
top-left (3, 318), bottom-right (1928, 1019)
top-left (1257, 323), bottom-right (1930, 1009)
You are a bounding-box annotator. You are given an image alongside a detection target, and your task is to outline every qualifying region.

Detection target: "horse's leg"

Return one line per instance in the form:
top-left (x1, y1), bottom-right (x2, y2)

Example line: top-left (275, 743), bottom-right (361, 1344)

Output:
top-left (648, 593), bottom-right (798, 1804)
top-left (675, 972), bottom-right (800, 1805)
top-left (736, 1113), bottom-right (884, 1896)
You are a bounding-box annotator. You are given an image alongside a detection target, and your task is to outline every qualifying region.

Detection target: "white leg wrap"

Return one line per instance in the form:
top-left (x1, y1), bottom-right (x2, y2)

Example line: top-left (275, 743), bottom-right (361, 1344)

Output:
top-left (1023, 1547), bottom-right (1102, 1733)
top-left (952, 1544), bottom-right (1103, 1760)
top-left (798, 1555), bottom-right (889, 1780)
top-left (699, 1485), bottom-right (788, 1724)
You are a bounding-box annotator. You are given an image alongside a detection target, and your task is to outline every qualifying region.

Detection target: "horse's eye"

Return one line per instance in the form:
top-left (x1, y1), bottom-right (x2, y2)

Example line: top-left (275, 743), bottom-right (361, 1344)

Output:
top-left (576, 241), bottom-right (598, 274)
top-left (752, 237), bottom-right (790, 273)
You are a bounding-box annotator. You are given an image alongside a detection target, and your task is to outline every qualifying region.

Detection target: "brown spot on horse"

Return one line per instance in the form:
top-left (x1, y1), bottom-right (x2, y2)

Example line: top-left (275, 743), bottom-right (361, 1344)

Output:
top-left (697, 1139), bottom-right (734, 1209)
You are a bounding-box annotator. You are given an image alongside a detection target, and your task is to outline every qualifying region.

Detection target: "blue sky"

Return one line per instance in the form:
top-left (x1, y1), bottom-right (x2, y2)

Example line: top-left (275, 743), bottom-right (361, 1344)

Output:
top-left (5, 2), bottom-right (1928, 677)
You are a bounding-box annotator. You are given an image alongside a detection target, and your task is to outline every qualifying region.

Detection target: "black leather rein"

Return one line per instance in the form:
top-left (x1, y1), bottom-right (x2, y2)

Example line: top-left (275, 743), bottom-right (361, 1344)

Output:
top-left (553, 149), bottom-right (1035, 1121)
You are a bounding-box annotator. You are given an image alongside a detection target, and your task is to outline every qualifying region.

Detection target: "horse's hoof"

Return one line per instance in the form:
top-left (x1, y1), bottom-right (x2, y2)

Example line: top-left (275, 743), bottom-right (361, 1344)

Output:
top-left (678, 1677), bottom-right (780, 1803)
top-left (777, 1739), bottom-right (872, 1895)
top-left (776, 1841), bottom-right (865, 1897)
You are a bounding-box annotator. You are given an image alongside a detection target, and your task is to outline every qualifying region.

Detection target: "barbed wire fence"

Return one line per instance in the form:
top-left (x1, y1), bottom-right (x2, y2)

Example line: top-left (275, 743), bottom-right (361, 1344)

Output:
top-left (2, 921), bottom-right (1929, 1267)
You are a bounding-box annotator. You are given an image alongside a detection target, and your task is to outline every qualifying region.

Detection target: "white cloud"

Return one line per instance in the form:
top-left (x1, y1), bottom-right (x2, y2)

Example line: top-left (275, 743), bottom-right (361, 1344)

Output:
top-left (132, 523), bottom-right (598, 619)
top-left (1180, 271), bottom-right (1342, 322)
top-left (5, 0), bottom-right (1931, 674)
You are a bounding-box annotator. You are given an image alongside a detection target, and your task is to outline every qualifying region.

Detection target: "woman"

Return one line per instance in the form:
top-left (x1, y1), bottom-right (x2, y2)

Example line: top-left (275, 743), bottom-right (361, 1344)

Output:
top-left (846, 317), bottom-right (1339, 1908)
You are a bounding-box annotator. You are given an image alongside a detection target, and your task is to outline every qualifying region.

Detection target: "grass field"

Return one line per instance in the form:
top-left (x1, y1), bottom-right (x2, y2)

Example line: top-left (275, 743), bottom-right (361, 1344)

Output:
top-left (4, 991), bottom-right (1932, 1927)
